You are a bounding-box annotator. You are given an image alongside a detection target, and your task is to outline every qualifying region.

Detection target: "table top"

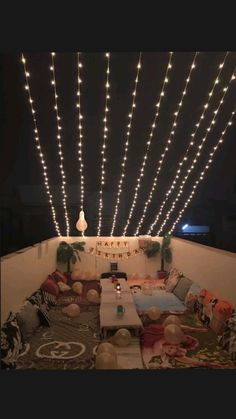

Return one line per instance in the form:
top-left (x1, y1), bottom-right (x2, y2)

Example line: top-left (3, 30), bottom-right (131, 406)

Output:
top-left (101, 290), bottom-right (134, 304)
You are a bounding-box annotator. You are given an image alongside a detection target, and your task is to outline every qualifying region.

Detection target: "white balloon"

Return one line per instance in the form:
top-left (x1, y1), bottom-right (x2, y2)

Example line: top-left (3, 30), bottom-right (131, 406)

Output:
top-left (163, 315), bottom-right (181, 328)
top-left (62, 303), bottom-right (80, 318)
top-left (113, 328), bottom-right (131, 347)
top-left (87, 289), bottom-right (100, 303)
top-left (97, 342), bottom-right (117, 362)
top-left (146, 306), bottom-right (161, 320)
top-left (95, 352), bottom-right (117, 369)
top-left (72, 282), bottom-right (83, 295)
top-left (164, 324), bottom-right (185, 344)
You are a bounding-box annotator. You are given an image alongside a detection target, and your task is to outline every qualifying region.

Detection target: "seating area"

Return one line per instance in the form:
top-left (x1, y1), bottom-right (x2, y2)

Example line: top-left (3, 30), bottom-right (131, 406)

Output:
top-left (1, 260), bottom-right (236, 370)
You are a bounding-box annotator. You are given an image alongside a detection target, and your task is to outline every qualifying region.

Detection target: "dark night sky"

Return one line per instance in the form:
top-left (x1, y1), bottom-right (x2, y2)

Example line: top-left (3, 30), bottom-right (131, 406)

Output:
top-left (1, 51), bottom-right (236, 246)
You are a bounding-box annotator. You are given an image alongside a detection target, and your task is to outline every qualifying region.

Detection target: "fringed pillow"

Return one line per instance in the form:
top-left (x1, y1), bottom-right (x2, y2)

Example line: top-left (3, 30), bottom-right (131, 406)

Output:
top-left (219, 313), bottom-right (236, 361)
top-left (1, 312), bottom-right (23, 370)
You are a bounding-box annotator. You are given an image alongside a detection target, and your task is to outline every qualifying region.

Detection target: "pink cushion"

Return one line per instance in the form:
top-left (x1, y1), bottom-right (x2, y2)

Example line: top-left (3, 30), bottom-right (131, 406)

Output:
top-left (41, 278), bottom-right (60, 297)
top-left (50, 270), bottom-right (68, 284)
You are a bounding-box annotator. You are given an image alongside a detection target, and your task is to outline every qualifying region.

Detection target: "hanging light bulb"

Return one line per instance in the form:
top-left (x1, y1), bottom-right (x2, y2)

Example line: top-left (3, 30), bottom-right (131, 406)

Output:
top-left (76, 210), bottom-right (88, 232)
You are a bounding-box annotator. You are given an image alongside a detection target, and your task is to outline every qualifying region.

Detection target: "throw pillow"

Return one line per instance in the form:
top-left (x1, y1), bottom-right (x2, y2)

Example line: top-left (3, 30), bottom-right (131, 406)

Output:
top-left (41, 278), bottom-right (60, 297)
top-left (27, 288), bottom-right (57, 309)
top-left (58, 281), bottom-right (71, 292)
top-left (210, 299), bottom-right (234, 334)
top-left (49, 270), bottom-right (68, 284)
top-left (38, 304), bottom-right (50, 327)
top-left (1, 312), bottom-right (23, 370)
top-left (172, 276), bottom-right (193, 301)
top-left (27, 288), bottom-right (44, 307)
top-left (42, 291), bottom-right (57, 308)
top-left (184, 282), bottom-right (201, 311)
top-left (165, 272), bottom-right (180, 292)
top-left (16, 301), bottom-right (41, 342)
top-left (219, 313), bottom-right (236, 361)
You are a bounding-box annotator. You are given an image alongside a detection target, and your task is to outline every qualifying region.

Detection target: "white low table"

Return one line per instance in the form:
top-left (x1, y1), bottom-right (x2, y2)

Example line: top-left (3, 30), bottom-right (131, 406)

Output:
top-left (100, 302), bottom-right (143, 338)
top-left (100, 278), bottom-right (131, 293)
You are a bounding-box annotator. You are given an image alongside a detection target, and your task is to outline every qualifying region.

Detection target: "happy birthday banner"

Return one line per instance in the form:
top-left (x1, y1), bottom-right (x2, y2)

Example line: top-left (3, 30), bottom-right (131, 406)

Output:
top-left (96, 241), bottom-right (129, 249)
top-left (84, 247), bottom-right (144, 260)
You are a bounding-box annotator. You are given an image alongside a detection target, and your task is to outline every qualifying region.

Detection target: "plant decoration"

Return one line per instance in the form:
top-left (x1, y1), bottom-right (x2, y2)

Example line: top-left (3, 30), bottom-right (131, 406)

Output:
top-left (56, 241), bottom-right (85, 273)
top-left (144, 234), bottom-right (172, 276)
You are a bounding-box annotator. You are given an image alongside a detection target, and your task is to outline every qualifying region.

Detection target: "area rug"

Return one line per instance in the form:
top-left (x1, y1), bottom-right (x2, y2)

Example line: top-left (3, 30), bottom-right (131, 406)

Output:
top-left (140, 312), bottom-right (236, 369)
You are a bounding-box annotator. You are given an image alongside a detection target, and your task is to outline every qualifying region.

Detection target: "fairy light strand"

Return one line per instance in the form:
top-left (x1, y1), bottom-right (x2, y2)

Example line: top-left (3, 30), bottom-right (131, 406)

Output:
top-left (122, 52), bottom-right (174, 236)
top-left (169, 108), bottom-right (236, 234)
top-left (155, 67), bottom-right (236, 236)
top-left (76, 52), bottom-right (85, 210)
top-left (97, 52), bottom-right (111, 236)
top-left (134, 52), bottom-right (199, 236)
top-left (147, 51), bottom-right (229, 234)
top-left (110, 52), bottom-right (142, 236)
top-left (50, 52), bottom-right (70, 236)
top-left (21, 53), bottom-right (61, 236)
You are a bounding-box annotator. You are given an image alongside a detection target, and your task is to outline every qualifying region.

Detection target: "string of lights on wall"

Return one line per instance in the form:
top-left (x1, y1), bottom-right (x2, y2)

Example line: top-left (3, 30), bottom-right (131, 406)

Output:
top-left (169, 108), bottom-right (236, 234)
top-left (50, 53), bottom-right (70, 236)
top-left (134, 52), bottom-right (199, 236)
top-left (122, 52), bottom-right (174, 236)
top-left (21, 53), bottom-right (61, 236)
top-left (110, 52), bottom-right (142, 236)
top-left (147, 52), bottom-right (229, 235)
top-left (76, 52), bottom-right (85, 211)
top-left (155, 67), bottom-right (236, 236)
top-left (97, 53), bottom-right (111, 236)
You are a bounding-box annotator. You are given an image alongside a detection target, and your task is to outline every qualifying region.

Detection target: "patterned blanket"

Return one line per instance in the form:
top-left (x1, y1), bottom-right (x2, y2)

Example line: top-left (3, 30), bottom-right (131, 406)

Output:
top-left (15, 306), bottom-right (101, 370)
top-left (140, 312), bottom-right (236, 369)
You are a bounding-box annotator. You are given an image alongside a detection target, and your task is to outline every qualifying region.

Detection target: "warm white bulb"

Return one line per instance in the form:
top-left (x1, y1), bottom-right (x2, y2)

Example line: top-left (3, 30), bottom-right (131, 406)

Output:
top-left (76, 210), bottom-right (88, 232)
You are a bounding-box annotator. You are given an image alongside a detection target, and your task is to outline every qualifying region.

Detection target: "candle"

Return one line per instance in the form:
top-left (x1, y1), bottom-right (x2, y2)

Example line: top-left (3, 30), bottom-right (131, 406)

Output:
top-left (116, 290), bottom-right (121, 299)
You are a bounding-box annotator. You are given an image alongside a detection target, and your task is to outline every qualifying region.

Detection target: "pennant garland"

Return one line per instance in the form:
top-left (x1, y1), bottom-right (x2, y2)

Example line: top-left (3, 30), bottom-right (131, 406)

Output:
top-left (96, 241), bottom-right (129, 248)
top-left (83, 247), bottom-right (144, 259)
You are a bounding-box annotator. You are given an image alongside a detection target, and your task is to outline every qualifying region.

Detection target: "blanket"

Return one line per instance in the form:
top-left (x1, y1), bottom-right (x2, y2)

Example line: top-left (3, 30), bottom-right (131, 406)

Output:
top-left (15, 306), bottom-right (101, 370)
top-left (140, 312), bottom-right (236, 369)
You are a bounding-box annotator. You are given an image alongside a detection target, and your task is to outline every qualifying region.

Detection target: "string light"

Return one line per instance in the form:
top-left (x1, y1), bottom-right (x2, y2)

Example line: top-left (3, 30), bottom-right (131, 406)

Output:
top-left (155, 66), bottom-right (236, 236)
top-left (122, 52), bottom-right (174, 236)
top-left (110, 53), bottom-right (142, 236)
top-left (134, 52), bottom-right (199, 236)
top-left (21, 53), bottom-right (61, 236)
top-left (147, 52), bottom-right (229, 235)
top-left (168, 109), bottom-right (236, 234)
top-left (97, 52), bottom-right (111, 236)
top-left (76, 52), bottom-right (85, 211)
top-left (50, 53), bottom-right (70, 236)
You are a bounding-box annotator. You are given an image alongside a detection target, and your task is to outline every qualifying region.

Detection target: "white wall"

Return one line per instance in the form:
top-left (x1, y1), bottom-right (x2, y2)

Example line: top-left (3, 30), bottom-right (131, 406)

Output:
top-left (1, 237), bottom-right (61, 324)
top-left (60, 236), bottom-right (165, 278)
top-left (2, 235), bottom-right (235, 325)
top-left (172, 237), bottom-right (236, 306)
